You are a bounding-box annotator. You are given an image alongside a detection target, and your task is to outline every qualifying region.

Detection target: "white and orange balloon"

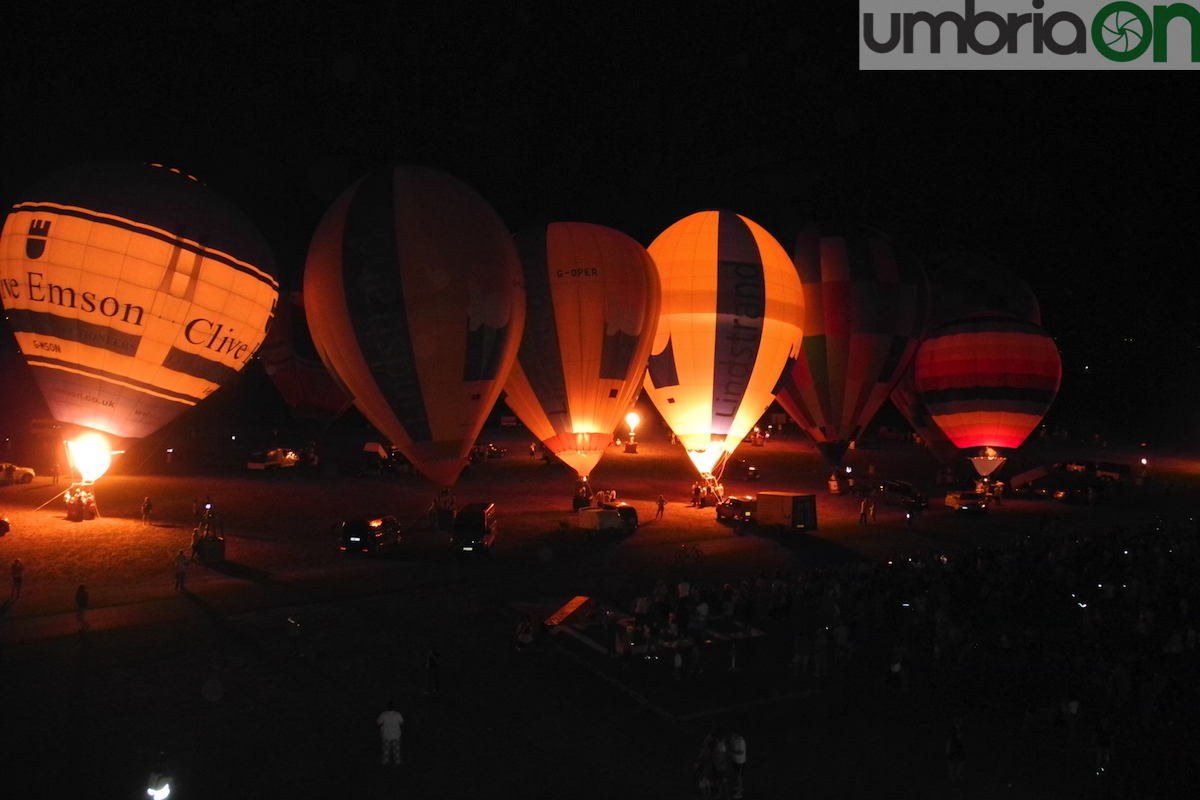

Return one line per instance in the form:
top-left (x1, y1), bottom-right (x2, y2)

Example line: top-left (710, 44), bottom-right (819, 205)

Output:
top-left (643, 210), bottom-right (804, 477)
top-left (304, 166), bottom-right (525, 487)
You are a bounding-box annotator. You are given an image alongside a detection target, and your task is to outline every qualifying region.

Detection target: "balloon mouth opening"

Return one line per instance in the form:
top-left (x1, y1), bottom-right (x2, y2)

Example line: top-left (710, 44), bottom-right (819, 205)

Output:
top-left (686, 449), bottom-right (722, 476)
top-left (969, 447), bottom-right (1007, 478)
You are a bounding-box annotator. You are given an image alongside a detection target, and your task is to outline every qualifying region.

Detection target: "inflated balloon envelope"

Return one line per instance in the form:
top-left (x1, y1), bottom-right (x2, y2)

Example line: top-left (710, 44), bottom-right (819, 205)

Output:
top-left (257, 290), bottom-right (353, 423)
top-left (892, 253), bottom-right (1045, 465)
top-left (304, 166), bottom-right (526, 487)
top-left (0, 162), bottom-right (279, 440)
top-left (775, 225), bottom-right (929, 468)
top-left (914, 313), bottom-right (1062, 476)
top-left (502, 222), bottom-right (660, 479)
top-left (643, 210), bottom-right (803, 478)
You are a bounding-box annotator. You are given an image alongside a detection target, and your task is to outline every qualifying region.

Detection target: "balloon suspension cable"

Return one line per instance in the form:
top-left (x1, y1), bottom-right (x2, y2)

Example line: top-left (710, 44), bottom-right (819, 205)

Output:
top-left (35, 489), bottom-right (72, 513)
top-left (711, 450), bottom-right (730, 483)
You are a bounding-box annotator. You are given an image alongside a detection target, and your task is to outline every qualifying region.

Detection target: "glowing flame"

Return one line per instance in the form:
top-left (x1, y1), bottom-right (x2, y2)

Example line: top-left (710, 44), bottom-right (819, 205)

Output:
top-left (625, 411), bottom-right (640, 434)
top-left (68, 434), bottom-right (112, 482)
top-left (686, 449), bottom-right (722, 476)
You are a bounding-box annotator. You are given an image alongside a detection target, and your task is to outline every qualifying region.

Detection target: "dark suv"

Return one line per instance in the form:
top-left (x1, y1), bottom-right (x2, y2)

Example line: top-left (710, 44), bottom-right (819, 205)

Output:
top-left (877, 480), bottom-right (928, 509)
top-left (339, 516), bottom-right (402, 554)
top-left (452, 502), bottom-right (498, 556)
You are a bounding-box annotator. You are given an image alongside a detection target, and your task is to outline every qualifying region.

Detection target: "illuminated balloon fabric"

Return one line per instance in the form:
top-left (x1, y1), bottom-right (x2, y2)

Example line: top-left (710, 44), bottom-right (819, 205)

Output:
top-left (775, 227), bottom-right (928, 466)
top-left (913, 315), bottom-right (1061, 450)
top-left (304, 166), bottom-right (525, 487)
top-left (502, 223), bottom-right (660, 478)
top-left (643, 210), bottom-right (804, 475)
top-left (922, 252), bottom-right (1041, 326)
top-left (0, 162), bottom-right (278, 439)
top-left (258, 291), bottom-right (352, 422)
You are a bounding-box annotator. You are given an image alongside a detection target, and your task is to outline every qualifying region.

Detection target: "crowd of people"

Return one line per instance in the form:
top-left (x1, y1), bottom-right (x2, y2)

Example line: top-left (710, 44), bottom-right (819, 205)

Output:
top-left (607, 511), bottom-right (1200, 790)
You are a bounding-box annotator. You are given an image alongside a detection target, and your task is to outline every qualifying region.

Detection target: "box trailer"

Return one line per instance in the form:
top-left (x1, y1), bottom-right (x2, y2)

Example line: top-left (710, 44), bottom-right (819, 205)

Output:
top-left (756, 491), bottom-right (818, 530)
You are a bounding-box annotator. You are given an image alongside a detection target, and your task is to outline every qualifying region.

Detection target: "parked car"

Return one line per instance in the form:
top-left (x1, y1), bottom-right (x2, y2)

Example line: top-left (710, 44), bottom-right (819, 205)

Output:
top-left (477, 443), bottom-right (507, 459)
top-left (339, 516), bottom-right (402, 554)
top-left (599, 502), bottom-right (639, 530)
top-left (716, 496), bottom-right (757, 523)
top-left (452, 502), bottom-right (498, 555)
top-left (247, 447), bottom-right (300, 470)
top-left (945, 491), bottom-right (989, 512)
top-left (1, 463), bottom-right (36, 485)
top-left (877, 479), bottom-right (927, 509)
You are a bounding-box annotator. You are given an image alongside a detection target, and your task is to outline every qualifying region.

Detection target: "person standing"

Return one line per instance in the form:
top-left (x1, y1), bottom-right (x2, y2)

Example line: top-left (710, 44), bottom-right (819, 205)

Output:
top-left (173, 550), bottom-right (189, 591)
top-left (192, 499), bottom-right (201, 527)
top-left (142, 497), bottom-right (153, 525)
top-left (425, 644), bottom-right (441, 694)
top-left (75, 584), bottom-right (89, 630)
top-left (656, 495), bottom-right (666, 520)
top-left (376, 701), bottom-right (404, 765)
top-left (858, 497), bottom-right (869, 524)
top-left (945, 720), bottom-right (966, 780)
top-left (11, 558), bottom-right (24, 598)
top-left (694, 736), bottom-right (716, 800)
top-left (50, 462), bottom-right (60, 485)
top-left (728, 729), bottom-right (747, 799)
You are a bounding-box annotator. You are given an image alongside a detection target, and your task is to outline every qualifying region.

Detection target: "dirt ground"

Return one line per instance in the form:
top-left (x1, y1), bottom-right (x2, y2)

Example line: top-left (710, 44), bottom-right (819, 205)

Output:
top-left (0, 428), bottom-right (1197, 799)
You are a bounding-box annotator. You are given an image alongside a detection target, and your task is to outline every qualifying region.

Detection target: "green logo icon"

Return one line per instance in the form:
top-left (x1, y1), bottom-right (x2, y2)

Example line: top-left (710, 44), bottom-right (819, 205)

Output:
top-left (1100, 10), bottom-right (1145, 50)
top-left (1092, 2), bottom-right (1152, 61)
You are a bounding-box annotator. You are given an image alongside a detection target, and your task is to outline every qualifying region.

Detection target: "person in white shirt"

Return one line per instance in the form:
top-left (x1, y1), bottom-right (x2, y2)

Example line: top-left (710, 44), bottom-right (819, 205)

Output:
top-left (376, 701), bottom-right (404, 765)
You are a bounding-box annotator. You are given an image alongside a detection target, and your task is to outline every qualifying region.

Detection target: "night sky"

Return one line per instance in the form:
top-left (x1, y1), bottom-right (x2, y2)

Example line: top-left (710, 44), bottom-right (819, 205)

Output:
top-left (2, 2), bottom-right (1197, 447)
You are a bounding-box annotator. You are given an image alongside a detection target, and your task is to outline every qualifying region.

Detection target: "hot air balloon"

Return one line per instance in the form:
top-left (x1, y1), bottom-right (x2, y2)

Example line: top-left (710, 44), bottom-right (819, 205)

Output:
top-left (303, 166), bottom-right (525, 487)
top-left (258, 290), bottom-right (353, 424)
top-left (0, 162), bottom-right (279, 441)
top-left (643, 210), bottom-right (804, 479)
top-left (888, 366), bottom-right (958, 461)
top-left (775, 226), bottom-right (928, 467)
top-left (889, 252), bottom-right (1042, 461)
top-left (502, 222), bottom-right (660, 482)
top-left (913, 314), bottom-right (1061, 477)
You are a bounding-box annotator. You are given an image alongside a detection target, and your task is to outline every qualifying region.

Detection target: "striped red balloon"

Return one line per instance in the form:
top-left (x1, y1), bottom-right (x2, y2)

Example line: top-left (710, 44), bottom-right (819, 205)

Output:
top-left (914, 315), bottom-right (1061, 450)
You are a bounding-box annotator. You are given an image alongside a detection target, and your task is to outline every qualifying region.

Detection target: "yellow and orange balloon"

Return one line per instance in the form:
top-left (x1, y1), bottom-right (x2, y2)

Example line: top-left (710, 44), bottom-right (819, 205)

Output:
top-left (502, 222), bottom-right (660, 477)
top-left (643, 210), bottom-right (804, 477)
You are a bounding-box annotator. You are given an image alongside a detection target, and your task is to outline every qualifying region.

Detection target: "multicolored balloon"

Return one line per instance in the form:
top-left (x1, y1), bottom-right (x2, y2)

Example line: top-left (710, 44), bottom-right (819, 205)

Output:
top-left (303, 166), bottom-right (525, 487)
top-left (257, 290), bottom-right (353, 423)
top-left (913, 314), bottom-right (1061, 467)
top-left (502, 222), bottom-right (660, 478)
top-left (643, 210), bottom-right (804, 477)
top-left (0, 162), bottom-right (278, 439)
top-left (888, 366), bottom-right (959, 461)
top-left (776, 226), bottom-right (928, 466)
